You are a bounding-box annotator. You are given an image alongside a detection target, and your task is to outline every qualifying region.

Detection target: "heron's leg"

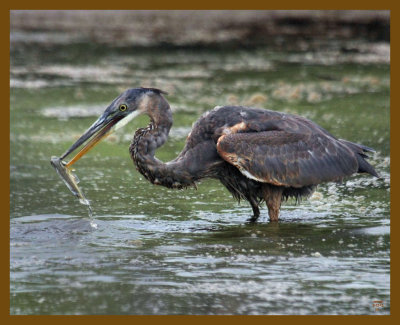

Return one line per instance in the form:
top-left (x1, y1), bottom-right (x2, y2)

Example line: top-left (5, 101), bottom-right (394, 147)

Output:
top-left (263, 186), bottom-right (283, 222)
top-left (267, 204), bottom-right (280, 222)
top-left (248, 199), bottom-right (260, 222)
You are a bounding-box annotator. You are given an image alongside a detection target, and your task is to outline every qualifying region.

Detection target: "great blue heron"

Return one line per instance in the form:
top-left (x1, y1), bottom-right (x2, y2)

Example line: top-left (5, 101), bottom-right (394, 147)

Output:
top-left (58, 87), bottom-right (378, 222)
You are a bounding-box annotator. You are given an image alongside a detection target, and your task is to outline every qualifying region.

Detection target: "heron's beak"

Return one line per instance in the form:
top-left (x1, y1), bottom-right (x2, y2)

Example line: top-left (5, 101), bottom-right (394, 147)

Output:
top-left (60, 110), bottom-right (139, 167)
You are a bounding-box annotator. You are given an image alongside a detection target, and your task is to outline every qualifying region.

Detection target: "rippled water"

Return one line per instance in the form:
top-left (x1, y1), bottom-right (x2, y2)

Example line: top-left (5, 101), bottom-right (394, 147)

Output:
top-left (10, 31), bottom-right (390, 314)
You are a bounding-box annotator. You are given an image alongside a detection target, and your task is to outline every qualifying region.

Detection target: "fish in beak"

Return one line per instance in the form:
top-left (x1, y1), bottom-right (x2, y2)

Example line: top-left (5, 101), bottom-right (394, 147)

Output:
top-left (50, 87), bottom-right (163, 206)
top-left (50, 104), bottom-right (139, 206)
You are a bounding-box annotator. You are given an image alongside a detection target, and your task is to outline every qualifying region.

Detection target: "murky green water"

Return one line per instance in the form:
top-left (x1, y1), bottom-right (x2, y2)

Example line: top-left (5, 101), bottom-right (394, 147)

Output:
top-left (10, 36), bottom-right (390, 314)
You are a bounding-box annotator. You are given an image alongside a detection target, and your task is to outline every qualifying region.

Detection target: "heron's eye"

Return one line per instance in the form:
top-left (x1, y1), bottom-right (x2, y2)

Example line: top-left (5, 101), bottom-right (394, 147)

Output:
top-left (119, 104), bottom-right (128, 112)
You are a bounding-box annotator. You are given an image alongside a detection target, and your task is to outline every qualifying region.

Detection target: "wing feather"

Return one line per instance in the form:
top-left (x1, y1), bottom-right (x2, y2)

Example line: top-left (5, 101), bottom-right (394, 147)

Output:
top-left (217, 130), bottom-right (359, 187)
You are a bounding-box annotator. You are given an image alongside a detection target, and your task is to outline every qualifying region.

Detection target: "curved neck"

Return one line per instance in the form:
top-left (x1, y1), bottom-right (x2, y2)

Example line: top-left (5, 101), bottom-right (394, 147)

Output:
top-left (130, 121), bottom-right (170, 164)
top-left (129, 103), bottom-right (194, 189)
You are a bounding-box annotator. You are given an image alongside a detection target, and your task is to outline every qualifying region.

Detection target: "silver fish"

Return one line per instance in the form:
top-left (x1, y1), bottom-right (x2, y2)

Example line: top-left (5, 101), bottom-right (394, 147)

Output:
top-left (50, 156), bottom-right (90, 207)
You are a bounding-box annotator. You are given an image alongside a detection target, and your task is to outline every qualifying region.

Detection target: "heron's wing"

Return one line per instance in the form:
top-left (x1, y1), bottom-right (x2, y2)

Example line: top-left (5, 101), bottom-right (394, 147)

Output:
top-left (216, 131), bottom-right (359, 187)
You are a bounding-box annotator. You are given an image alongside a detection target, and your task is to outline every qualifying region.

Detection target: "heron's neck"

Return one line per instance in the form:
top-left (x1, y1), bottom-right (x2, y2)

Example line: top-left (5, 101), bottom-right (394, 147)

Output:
top-left (129, 108), bottom-right (194, 189)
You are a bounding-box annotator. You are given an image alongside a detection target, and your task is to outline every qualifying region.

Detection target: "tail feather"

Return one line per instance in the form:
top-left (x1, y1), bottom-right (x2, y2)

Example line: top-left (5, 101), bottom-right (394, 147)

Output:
top-left (339, 139), bottom-right (379, 178)
top-left (357, 155), bottom-right (379, 177)
top-left (339, 139), bottom-right (375, 153)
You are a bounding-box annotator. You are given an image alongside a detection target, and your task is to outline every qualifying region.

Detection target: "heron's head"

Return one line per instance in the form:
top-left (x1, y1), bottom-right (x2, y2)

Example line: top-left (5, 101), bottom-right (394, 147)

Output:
top-left (60, 87), bottom-right (168, 166)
